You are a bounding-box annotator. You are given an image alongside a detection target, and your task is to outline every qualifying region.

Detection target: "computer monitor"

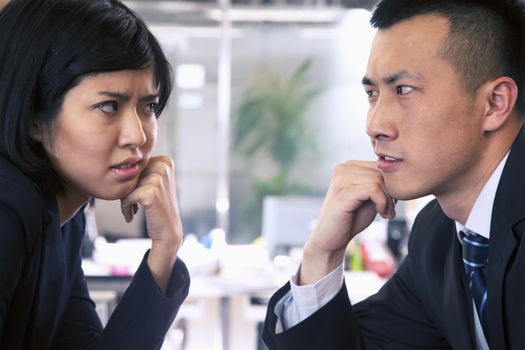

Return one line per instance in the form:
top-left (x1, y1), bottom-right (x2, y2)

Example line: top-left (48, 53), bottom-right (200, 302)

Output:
top-left (262, 195), bottom-right (325, 257)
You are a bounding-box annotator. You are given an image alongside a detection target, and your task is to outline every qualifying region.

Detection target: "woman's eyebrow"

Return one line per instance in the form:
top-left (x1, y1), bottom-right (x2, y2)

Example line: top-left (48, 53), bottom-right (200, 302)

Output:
top-left (98, 91), bottom-right (130, 101)
top-left (97, 91), bottom-right (159, 101)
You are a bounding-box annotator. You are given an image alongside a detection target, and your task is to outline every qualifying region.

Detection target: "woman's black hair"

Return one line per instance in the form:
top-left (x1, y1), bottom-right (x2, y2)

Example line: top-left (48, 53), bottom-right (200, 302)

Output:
top-left (0, 0), bottom-right (173, 195)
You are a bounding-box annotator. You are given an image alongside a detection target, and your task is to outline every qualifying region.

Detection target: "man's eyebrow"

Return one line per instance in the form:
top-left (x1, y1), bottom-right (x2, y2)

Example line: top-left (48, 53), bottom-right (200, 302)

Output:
top-left (384, 70), bottom-right (423, 84)
top-left (362, 76), bottom-right (374, 86)
top-left (362, 70), bottom-right (423, 86)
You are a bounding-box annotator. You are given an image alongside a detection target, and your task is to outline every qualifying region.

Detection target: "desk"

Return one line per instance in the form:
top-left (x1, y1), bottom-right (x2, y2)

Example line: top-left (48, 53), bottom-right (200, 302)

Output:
top-left (83, 242), bottom-right (387, 350)
top-left (85, 271), bottom-right (385, 350)
top-left (85, 269), bottom-right (284, 350)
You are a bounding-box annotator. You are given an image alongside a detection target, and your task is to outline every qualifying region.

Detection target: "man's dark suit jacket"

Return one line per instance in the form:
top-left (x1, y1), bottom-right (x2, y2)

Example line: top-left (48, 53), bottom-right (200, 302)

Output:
top-left (263, 129), bottom-right (525, 350)
top-left (0, 156), bottom-right (190, 350)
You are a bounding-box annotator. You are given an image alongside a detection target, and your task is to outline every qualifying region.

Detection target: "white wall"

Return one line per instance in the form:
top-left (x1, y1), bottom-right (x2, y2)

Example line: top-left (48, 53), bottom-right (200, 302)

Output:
top-left (95, 9), bottom-right (378, 241)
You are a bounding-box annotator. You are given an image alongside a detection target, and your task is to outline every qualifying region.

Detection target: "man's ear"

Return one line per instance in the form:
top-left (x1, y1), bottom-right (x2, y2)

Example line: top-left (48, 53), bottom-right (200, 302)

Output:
top-left (481, 76), bottom-right (518, 132)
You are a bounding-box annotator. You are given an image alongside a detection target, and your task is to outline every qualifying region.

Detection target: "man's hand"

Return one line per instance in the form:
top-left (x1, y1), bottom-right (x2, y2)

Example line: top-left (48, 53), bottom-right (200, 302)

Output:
top-left (121, 156), bottom-right (183, 292)
top-left (300, 161), bottom-right (396, 285)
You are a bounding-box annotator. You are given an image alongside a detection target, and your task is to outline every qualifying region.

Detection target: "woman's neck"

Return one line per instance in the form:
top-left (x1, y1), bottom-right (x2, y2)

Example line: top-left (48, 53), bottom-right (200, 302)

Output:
top-left (56, 191), bottom-right (90, 227)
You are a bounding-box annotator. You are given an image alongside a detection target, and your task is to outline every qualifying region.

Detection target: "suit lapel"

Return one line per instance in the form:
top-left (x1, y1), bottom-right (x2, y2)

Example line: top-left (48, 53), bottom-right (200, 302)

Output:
top-left (443, 224), bottom-right (476, 350)
top-left (486, 127), bottom-right (525, 349)
top-left (28, 196), bottom-right (66, 349)
top-left (486, 214), bottom-right (517, 349)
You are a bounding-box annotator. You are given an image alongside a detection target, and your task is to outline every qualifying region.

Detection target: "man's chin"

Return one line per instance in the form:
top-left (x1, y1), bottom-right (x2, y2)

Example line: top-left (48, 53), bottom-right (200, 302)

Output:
top-left (385, 184), bottom-right (429, 202)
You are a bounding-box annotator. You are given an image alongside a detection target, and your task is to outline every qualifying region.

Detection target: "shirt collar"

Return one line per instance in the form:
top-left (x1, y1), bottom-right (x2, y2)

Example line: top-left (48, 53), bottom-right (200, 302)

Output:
top-left (455, 152), bottom-right (510, 239)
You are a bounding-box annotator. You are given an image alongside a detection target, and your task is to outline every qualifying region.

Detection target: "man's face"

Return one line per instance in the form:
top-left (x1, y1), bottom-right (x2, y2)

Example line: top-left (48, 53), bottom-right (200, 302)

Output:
top-left (363, 14), bottom-right (487, 202)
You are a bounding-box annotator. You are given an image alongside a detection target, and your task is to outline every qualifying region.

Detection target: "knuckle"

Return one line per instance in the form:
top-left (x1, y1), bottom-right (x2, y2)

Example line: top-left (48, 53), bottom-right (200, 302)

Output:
top-left (332, 162), bottom-right (347, 176)
top-left (330, 176), bottom-right (346, 195)
top-left (142, 173), bottom-right (162, 188)
top-left (333, 160), bottom-right (361, 178)
top-left (371, 182), bottom-right (383, 193)
top-left (159, 156), bottom-right (174, 172)
top-left (372, 171), bottom-right (383, 182)
top-left (164, 156), bottom-right (175, 169)
top-left (151, 172), bottom-right (163, 184)
top-left (142, 186), bottom-right (158, 206)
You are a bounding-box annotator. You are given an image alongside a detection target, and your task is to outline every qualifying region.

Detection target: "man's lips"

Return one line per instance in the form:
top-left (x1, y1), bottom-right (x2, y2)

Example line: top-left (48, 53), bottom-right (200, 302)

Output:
top-left (380, 156), bottom-right (401, 162)
top-left (376, 154), bottom-right (403, 171)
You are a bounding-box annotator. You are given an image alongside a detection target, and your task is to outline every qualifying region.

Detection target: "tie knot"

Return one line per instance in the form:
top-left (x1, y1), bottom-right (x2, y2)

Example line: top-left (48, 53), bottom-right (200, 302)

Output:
top-left (461, 230), bottom-right (489, 271)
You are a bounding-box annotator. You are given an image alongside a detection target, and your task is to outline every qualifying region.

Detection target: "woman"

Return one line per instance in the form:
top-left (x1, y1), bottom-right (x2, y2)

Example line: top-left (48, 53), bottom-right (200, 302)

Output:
top-left (0, 0), bottom-right (190, 349)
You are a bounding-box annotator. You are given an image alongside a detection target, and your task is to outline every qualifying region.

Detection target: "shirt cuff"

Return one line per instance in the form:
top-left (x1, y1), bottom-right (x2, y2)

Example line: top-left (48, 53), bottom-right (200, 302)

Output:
top-left (274, 263), bottom-right (344, 333)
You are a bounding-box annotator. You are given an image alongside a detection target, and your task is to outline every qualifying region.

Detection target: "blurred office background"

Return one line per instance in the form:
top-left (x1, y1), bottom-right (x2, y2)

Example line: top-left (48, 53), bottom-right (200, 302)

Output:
top-left (23, 0), bottom-right (435, 349)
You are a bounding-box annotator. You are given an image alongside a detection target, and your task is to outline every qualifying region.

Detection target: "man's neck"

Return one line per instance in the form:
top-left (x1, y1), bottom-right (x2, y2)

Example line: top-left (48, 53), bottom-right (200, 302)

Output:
top-left (437, 125), bottom-right (521, 225)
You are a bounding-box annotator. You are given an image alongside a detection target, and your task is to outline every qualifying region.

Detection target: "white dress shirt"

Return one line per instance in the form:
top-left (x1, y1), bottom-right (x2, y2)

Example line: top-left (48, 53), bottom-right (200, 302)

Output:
top-left (275, 152), bottom-right (509, 350)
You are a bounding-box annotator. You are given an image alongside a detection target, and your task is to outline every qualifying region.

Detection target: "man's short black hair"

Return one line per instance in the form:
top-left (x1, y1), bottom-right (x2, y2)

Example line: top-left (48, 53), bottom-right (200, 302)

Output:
top-left (371, 0), bottom-right (525, 116)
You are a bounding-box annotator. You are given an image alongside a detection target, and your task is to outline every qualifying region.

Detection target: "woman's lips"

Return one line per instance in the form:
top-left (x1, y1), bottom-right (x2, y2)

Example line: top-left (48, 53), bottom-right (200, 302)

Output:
top-left (110, 159), bottom-right (141, 180)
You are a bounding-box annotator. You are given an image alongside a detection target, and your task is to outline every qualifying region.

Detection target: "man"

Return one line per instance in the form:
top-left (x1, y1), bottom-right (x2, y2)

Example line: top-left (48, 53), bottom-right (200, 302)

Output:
top-left (262, 0), bottom-right (525, 349)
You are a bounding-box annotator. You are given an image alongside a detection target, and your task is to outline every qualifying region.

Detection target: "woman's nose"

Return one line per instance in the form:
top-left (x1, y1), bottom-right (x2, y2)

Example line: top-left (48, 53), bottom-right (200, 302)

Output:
top-left (119, 111), bottom-right (146, 148)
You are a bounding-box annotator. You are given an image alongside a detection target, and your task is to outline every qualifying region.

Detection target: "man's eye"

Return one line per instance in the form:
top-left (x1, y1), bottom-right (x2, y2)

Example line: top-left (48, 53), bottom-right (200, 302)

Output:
top-left (366, 90), bottom-right (378, 99)
top-left (96, 101), bottom-right (118, 113)
top-left (396, 85), bottom-right (414, 95)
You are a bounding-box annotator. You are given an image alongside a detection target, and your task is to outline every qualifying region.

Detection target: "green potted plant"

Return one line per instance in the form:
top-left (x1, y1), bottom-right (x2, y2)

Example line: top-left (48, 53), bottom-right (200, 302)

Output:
top-left (233, 58), bottom-right (323, 238)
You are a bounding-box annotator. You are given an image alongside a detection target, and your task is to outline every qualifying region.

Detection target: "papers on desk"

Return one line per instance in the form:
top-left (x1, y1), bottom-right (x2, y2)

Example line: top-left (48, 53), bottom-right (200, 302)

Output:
top-left (83, 236), bottom-right (221, 277)
top-left (83, 237), bottom-right (151, 276)
top-left (82, 236), bottom-right (290, 298)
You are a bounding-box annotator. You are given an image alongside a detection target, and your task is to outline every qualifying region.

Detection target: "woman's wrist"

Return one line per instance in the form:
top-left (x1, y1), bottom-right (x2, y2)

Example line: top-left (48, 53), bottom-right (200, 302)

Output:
top-left (147, 240), bottom-right (179, 293)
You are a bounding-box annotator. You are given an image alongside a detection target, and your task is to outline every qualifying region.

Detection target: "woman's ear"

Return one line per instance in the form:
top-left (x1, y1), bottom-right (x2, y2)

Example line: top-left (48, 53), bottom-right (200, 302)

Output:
top-left (28, 119), bottom-right (44, 143)
top-left (481, 76), bottom-right (518, 132)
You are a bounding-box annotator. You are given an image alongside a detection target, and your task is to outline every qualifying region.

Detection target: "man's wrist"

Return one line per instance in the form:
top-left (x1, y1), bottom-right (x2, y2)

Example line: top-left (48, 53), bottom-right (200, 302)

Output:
top-left (299, 242), bottom-right (346, 285)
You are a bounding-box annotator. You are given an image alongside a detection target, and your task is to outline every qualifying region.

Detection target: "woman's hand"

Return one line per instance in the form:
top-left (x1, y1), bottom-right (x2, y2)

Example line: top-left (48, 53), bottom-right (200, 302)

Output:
top-left (120, 156), bottom-right (183, 292)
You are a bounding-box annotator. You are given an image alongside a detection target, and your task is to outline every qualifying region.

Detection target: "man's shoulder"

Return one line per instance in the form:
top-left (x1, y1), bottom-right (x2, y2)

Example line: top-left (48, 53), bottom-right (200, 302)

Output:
top-left (407, 198), bottom-right (455, 254)
top-left (413, 198), bottom-right (447, 222)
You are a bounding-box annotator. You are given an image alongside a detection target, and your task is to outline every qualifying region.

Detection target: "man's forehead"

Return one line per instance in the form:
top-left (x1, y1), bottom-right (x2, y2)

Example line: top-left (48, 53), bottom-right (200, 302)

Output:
top-left (372, 13), bottom-right (451, 51)
top-left (364, 14), bottom-right (450, 80)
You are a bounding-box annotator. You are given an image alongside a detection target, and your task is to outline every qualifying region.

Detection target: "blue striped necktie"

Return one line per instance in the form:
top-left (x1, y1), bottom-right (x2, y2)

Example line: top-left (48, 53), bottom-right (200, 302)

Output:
top-left (460, 229), bottom-right (489, 334)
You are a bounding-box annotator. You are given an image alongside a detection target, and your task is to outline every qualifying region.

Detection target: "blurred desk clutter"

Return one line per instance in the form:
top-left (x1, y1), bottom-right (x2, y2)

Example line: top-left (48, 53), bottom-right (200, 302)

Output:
top-left (83, 232), bottom-right (388, 350)
top-left (81, 196), bottom-right (439, 350)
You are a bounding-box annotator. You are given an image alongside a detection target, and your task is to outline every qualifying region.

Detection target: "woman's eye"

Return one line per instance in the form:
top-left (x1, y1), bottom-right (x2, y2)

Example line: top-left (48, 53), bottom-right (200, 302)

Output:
top-left (144, 102), bottom-right (159, 115)
top-left (96, 101), bottom-right (118, 113)
top-left (396, 85), bottom-right (414, 95)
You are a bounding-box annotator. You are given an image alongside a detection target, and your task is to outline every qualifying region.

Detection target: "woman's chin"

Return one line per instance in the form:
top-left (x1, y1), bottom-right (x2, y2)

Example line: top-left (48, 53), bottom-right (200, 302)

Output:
top-left (93, 183), bottom-right (139, 201)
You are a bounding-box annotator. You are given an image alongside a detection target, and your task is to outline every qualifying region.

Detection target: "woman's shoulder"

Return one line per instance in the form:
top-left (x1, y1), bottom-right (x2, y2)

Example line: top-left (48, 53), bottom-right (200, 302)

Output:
top-left (0, 155), bottom-right (46, 226)
top-left (0, 155), bottom-right (43, 198)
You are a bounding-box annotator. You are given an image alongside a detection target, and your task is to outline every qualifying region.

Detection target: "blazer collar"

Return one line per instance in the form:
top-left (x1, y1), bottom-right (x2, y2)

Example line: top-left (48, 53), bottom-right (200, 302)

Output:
top-left (493, 127), bottom-right (525, 226)
top-left (443, 223), bottom-right (477, 350)
top-left (485, 127), bottom-right (525, 348)
top-left (28, 195), bottom-right (67, 348)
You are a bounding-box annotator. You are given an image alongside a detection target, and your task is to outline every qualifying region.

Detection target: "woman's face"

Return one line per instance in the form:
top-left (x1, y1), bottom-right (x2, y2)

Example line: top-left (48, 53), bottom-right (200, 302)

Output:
top-left (37, 68), bottom-right (159, 202)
